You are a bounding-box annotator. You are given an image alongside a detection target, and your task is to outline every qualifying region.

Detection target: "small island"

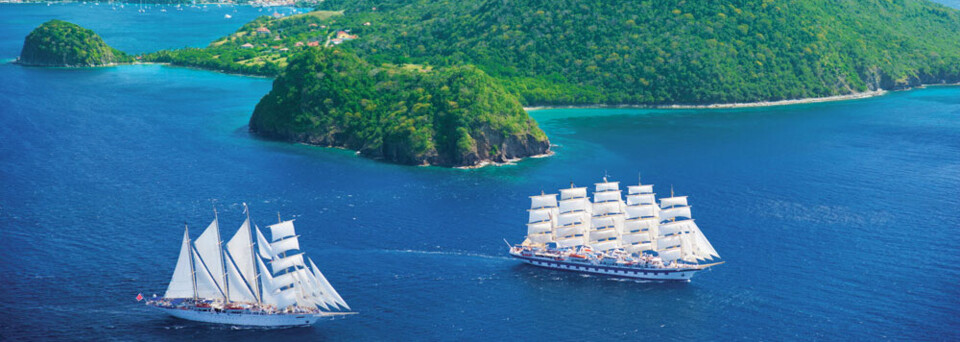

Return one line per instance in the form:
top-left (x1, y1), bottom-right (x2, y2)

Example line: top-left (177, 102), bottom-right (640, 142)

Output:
top-left (250, 49), bottom-right (550, 167)
top-left (18, 20), bottom-right (133, 67)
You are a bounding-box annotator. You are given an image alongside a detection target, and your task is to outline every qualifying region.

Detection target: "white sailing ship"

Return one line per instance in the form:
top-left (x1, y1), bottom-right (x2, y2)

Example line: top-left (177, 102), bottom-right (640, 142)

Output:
top-left (145, 205), bottom-right (353, 326)
top-left (508, 176), bottom-right (723, 281)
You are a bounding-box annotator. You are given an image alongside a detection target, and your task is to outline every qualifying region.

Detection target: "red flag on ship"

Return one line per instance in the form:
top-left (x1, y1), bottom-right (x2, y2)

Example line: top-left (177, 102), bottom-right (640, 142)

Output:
top-left (136, 293), bottom-right (143, 301)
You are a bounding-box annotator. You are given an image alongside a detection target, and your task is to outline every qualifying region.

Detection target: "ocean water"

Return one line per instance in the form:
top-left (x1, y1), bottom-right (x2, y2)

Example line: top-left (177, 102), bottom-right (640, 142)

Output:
top-left (1, 4), bottom-right (959, 341)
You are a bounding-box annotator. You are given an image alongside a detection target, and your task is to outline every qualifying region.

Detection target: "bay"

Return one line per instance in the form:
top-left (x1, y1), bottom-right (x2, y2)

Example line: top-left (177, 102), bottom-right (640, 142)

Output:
top-left (1, 4), bottom-right (958, 341)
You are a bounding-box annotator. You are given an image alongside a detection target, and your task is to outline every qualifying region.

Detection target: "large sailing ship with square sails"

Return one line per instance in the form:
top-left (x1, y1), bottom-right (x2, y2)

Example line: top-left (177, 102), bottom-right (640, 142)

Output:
top-left (508, 176), bottom-right (723, 281)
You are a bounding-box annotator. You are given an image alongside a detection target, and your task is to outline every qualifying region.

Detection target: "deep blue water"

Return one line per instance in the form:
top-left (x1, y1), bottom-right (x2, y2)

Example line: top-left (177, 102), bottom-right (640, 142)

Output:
top-left (1, 4), bottom-right (959, 341)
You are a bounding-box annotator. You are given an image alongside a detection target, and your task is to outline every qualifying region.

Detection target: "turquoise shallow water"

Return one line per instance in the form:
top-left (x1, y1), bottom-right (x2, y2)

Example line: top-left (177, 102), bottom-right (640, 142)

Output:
top-left (1, 4), bottom-right (959, 341)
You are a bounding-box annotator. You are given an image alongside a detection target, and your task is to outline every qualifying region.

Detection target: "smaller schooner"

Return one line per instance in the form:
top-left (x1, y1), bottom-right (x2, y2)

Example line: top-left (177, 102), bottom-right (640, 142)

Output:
top-left (145, 204), bottom-right (353, 326)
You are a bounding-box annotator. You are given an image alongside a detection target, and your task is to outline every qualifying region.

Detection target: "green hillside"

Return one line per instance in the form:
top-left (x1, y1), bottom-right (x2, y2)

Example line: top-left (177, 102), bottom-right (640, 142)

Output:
top-left (250, 49), bottom-right (550, 167)
top-left (143, 11), bottom-right (344, 76)
top-left (313, 0), bottom-right (960, 105)
top-left (18, 20), bottom-right (134, 67)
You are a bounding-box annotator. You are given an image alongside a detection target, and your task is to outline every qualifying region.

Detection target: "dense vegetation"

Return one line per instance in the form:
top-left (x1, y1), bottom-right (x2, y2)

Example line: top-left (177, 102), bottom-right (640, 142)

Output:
top-left (308, 0), bottom-right (960, 105)
top-left (143, 11), bottom-right (343, 76)
top-left (37, 0), bottom-right (320, 6)
top-left (250, 49), bottom-right (549, 166)
top-left (142, 1), bottom-right (960, 105)
top-left (19, 20), bottom-right (134, 67)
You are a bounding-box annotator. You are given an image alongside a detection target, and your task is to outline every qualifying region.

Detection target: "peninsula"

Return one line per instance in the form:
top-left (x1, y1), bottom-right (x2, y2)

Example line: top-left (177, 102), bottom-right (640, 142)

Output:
top-left (18, 20), bottom-right (133, 67)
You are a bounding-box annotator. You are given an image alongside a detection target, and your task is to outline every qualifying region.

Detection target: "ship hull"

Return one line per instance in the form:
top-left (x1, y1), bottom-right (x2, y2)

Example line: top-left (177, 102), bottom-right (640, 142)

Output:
top-left (511, 253), bottom-right (702, 281)
top-left (156, 307), bottom-right (322, 327)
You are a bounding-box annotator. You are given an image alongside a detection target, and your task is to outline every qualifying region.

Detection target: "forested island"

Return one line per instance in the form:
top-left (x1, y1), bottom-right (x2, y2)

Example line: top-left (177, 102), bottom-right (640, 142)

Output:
top-left (250, 49), bottom-right (549, 167)
top-left (18, 20), bottom-right (133, 67)
top-left (18, 0), bottom-right (960, 166)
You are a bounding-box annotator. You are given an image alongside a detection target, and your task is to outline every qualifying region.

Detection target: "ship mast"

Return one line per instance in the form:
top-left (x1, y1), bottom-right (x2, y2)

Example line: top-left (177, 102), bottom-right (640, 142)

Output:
top-left (213, 206), bottom-right (229, 302)
top-left (244, 203), bottom-right (262, 304)
top-left (186, 223), bottom-right (198, 302)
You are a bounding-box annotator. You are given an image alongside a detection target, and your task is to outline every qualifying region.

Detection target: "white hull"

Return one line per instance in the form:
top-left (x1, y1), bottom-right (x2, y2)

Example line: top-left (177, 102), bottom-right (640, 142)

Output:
top-left (157, 307), bottom-right (322, 327)
top-left (512, 253), bottom-right (705, 281)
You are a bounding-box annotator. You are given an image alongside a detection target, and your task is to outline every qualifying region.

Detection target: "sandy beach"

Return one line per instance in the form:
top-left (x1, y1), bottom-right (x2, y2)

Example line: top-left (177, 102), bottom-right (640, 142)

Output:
top-left (524, 89), bottom-right (888, 111)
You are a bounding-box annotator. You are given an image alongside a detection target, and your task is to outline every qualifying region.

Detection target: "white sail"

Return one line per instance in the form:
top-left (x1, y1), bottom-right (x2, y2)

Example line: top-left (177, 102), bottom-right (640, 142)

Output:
top-left (555, 224), bottom-right (585, 238)
top-left (690, 223), bottom-right (720, 259)
top-left (225, 253), bottom-right (257, 303)
top-left (292, 268), bottom-right (328, 309)
top-left (255, 225), bottom-right (274, 259)
top-left (555, 235), bottom-right (587, 248)
top-left (680, 233), bottom-right (698, 262)
top-left (528, 208), bottom-right (553, 223)
top-left (257, 256), bottom-right (279, 306)
top-left (528, 233), bottom-right (554, 244)
top-left (592, 238), bottom-right (619, 251)
top-left (592, 201), bottom-right (621, 216)
top-left (621, 232), bottom-right (650, 244)
top-left (164, 229), bottom-right (195, 299)
top-left (274, 287), bottom-right (298, 310)
top-left (272, 253), bottom-right (305, 274)
top-left (192, 247), bottom-right (224, 299)
top-left (296, 268), bottom-right (330, 310)
top-left (557, 212), bottom-right (583, 227)
top-left (526, 221), bottom-right (553, 235)
top-left (627, 184), bottom-right (653, 195)
top-left (623, 242), bottom-right (653, 254)
top-left (559, 198), bottom-right (589, 213)
top-left (268, 220), bottom-right (297, 241)
top-left (194, 219), bottom-right (226, 297)
top-left (273, 270), bottom-right (300, 291)
top-left (624, 218), bottom-right (657, 233)
top-left (594, 190), bottom-right (621, 203)
top-left (657, 235), bottom-right (682, 250)
top-left (559, 187), bottom-right (587, 200)
top-left (626, 193), bottom-right (656, 206)
top-left (660, 196), bottom-right (688, 209)
top-left (659, 220), bottom-right (691, 236)
top-left (659, 248), bottom-right (682, 262)
top-left (271, 236), bottom-right (301, 256)
top-left (226, 218), bottom-right (256, 299)
top-left (679, 221), bottom-right (720, 260)
top-left (530, 194), bottom-right (558, 209)
top-left (595, 181), bottom-right (620, 192)
top-left (592, 215), bottom-right (617, 229)
top-left (310, 258), bottom-right (350, 310)
top-left (625, 205), bottom-right (656, 219)
top-left (659, 206), bottom-right (692, 222)
top-left (590, 227), bottom-right (618, 241)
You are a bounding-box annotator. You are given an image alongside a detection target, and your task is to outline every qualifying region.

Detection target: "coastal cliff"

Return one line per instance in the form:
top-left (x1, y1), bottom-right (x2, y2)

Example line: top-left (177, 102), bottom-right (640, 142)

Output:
top-left (250, 49), bottom-right (550, 167)
top-left (18, 20), bottom-right (133, 67)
